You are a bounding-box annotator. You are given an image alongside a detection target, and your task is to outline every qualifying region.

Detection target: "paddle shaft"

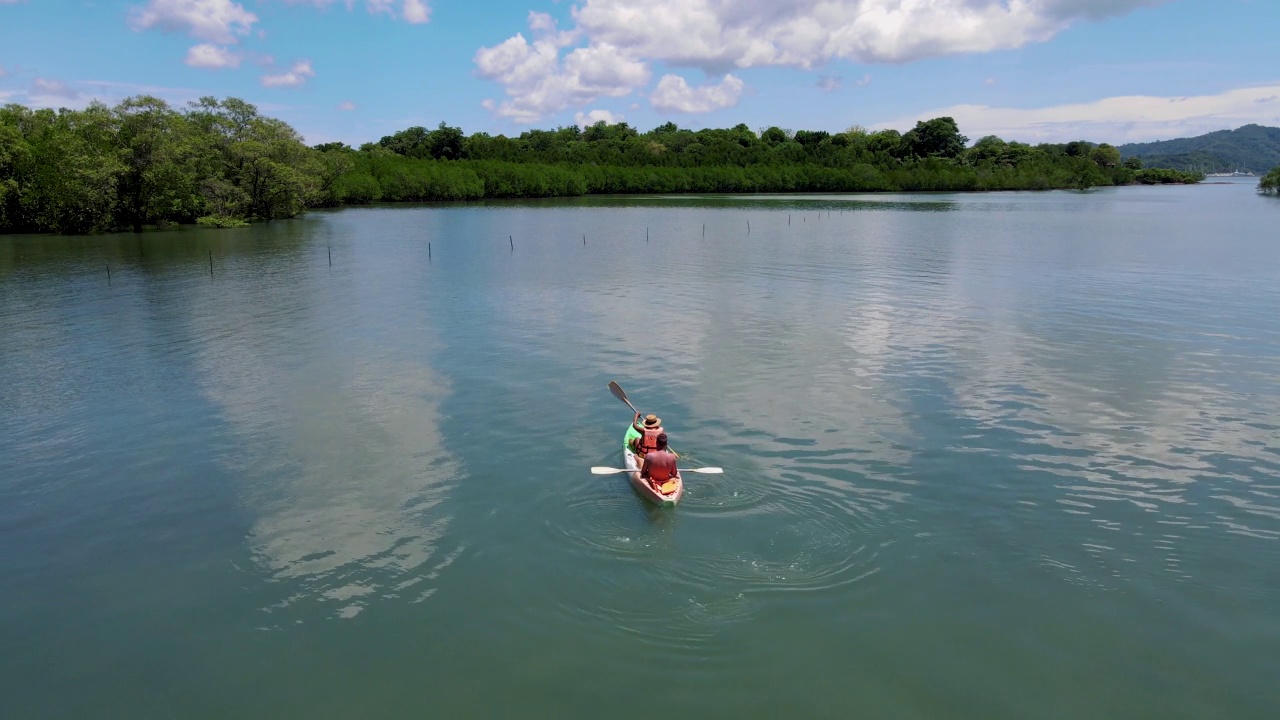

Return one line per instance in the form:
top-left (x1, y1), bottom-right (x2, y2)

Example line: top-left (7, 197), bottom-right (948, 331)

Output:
top-left (591, 466), bottom-right (722, 474)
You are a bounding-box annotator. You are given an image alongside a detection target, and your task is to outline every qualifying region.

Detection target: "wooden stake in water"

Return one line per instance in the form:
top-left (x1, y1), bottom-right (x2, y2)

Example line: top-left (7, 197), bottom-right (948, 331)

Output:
top-left (428, 242), bottom-right (432, 261)
top-left (208, 250), bottom-right (213, 277)
top-left (106, 263), bottom-right (111, 285)
top-left (703, 223), bottom-right (705, 237)
top-left (328, 246), bottom-right (332, 266)
top-left (747, 220), bottom-right (751, 234)
top-left (789, 214), bottom-right (791, 226)
top-left (646, 227), bottom-right (649, 242)
top-left (510, 235), bottom-right (514, 252)
top-left (583, 233), bottom-right (586, 245)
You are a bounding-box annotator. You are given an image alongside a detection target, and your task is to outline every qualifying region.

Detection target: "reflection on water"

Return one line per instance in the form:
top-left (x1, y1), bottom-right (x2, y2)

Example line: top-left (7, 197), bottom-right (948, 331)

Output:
top-left (941, 270), bottom-right (1280, 574)
top-left (178, 227), bottom-right (462, 622)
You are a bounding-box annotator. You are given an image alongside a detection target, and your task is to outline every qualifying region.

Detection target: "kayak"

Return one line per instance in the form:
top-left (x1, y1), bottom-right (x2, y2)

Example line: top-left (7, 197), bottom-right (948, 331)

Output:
top-left (622, 425), bottom-right (684, 507)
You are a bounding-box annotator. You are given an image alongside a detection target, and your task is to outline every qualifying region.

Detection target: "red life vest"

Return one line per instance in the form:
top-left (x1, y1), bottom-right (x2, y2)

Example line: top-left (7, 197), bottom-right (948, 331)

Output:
top-left (639, 426), bottom-right (664, 454)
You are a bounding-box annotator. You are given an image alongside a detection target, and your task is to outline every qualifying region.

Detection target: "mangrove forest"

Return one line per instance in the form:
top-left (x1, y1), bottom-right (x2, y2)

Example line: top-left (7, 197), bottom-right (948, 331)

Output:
top-left (0, 96), bottom-right (1206, 234)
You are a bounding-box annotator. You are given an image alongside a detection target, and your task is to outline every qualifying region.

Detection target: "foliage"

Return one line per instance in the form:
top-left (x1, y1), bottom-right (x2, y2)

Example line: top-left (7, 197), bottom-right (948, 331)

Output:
top-left (1134, 168), bottom-right (1205, 185)
top-left (1118, 124), bottom-right (1280, 174)
top-left (1, 95), bottom-right (320, 234)
top-left (0, 96), bottom-right (1214, 235)
top-left (903, 117), bottom-right (967, 159)
top-left (1260, 166), bottom-right (1280, 194)
top-left (196, 214), bottom-right (249, 228)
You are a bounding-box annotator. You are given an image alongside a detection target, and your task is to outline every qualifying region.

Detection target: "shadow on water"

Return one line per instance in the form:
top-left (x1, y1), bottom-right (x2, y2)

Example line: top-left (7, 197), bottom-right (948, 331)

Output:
top-left (0, 217), bottom-right (321, 279)
top-left (320, 193), bottom-right (962, 214)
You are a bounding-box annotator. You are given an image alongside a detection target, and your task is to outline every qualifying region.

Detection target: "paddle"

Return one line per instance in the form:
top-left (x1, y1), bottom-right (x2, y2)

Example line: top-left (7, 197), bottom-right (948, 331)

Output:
top-left (608, 380), bottom-right (640, 416)
top-left (591, 466), bottom-right (723, 475)
top-left (608, 380), bottom-right (682, 458)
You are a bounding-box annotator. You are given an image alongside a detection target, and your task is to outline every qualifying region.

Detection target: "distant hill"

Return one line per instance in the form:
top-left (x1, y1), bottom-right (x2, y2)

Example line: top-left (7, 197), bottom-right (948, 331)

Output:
top-left (1118, 124), bottom-right (1280, 174)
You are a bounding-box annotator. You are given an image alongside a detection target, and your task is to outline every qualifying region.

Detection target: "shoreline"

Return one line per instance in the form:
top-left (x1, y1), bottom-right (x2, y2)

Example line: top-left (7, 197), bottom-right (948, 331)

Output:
top-left (1, 181), bottom-right (1223, 237)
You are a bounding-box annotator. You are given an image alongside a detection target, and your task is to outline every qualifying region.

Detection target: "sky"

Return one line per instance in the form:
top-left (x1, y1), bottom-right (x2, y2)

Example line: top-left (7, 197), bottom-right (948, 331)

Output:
top-left (1, 0), bottom-right (1278, 147)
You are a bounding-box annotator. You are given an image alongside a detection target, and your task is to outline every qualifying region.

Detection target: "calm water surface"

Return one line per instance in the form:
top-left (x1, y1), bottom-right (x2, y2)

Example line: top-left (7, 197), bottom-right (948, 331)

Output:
top-left (2, 179), bottom-right (1279, 718)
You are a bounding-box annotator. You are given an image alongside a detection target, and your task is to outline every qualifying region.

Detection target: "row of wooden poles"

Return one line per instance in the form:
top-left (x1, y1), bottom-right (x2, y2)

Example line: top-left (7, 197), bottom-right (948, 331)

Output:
top-left (103, 209), bottom-right (845, 283)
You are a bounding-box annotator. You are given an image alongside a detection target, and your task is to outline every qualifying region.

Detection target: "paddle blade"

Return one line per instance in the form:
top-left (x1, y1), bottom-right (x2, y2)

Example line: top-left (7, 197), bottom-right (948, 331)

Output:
top-left (608, 381), bottom-right (640, 416)
top-left (591, 466), bottom-right (630, 475)
top-left (685, 467), bottom-right (723, 474)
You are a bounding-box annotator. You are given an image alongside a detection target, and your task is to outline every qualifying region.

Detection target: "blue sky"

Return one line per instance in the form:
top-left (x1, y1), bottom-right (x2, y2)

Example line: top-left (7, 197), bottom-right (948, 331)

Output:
top-left (2, 0), bottom-right (1278, 147)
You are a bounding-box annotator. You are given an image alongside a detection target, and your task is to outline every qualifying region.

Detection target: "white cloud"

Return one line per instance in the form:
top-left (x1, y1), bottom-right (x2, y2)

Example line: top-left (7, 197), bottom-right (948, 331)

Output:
top-left (184, 43), bottom-right (241, 68)
top-left (11, 79), bottom-right (207, 111)
top-left (478, 1), bottom-right (1168, 123)
top-left (528, 10), bottom-right (556, 33)
top-left (855, 73), bottom-right (873, 87)
top-left (574, 108), bottom-right (622, 126)
top-left (984, 76), bottom-right (998, 86)
top-left (31, 78), bottom-right (78, 100)
top-left (22, 78), bottom-right (88, 108)
top-left (129, 0), bottom-right (258, 44)
top-left (871, 84), bottom-right (1280, 144)
top-left (475, 29), bottom-right (648, 122)
top-left (571, 0), bottom-right (1170, 70)
top-left (650, 73), bottom-right (744, 114)
top-left (526, 10), bottom-right (579, 46)
top-left (817, 75), bottom-right (841, 92)
top-left (289, 0), bottom-right (430, 23)
top-left (261, 60), bottom-right (315, 88)
top-left (338, 101), bottom-right (357, 111)
top-left (402, 0), bottom-right (430, 23)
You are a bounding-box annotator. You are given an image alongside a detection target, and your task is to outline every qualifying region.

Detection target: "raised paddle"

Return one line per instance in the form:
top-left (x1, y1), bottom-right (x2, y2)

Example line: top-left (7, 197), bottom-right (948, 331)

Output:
top-left (608, 380), bottom-right (640, 416)
top-left (591, 466), bottom-right (723, 474)
top-left (608, 380), bottom-right (682, 458)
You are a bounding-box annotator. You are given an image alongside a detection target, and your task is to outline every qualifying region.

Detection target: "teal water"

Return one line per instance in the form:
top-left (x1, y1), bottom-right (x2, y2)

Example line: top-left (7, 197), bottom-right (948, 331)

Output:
top-left (2, 179), bottom-right (1278, 718)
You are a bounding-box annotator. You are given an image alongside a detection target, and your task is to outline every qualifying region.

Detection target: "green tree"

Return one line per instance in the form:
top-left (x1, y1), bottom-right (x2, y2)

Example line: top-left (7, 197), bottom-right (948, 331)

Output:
top-left (0, 117), bottom-right (30, 230)
top-left (428, 122), bottom-right (465, 160)
top-left (903, 117), bottom-right (967, 159)
top-left (185, 97), bottom-right (318, 222)
top-left (760, 126), bottom-right (788, 146)
top-left (1259, 166), bottom-right (1280, 194)
top-left (866, 129), bottom-right (905, 159)
top-left (1090, 143), bottom-right (1121, 168)
top-left (114, 96), bottom-right (203, 232)
top-left (20, 103), bottom-right (123, 233)
top-left (968, 135), bottom-right (1010, 165)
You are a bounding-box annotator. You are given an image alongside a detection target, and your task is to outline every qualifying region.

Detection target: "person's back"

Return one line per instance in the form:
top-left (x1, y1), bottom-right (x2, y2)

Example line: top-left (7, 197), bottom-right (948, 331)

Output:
top-left (641, 433), bottom-right (678, 488)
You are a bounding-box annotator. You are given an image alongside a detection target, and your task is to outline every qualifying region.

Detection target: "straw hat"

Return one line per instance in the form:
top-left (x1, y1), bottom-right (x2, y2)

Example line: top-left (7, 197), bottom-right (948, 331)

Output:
top-left (643, 414), bottom-right (662, 428)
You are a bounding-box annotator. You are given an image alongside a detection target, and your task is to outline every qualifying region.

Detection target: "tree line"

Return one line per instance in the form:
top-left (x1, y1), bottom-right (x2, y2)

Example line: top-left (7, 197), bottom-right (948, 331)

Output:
top-left (1, 96), bottom-right (1204, 234)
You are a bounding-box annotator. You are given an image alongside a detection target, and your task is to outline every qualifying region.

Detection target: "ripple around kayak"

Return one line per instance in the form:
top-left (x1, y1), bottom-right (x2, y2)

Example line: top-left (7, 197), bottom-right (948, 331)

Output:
top-left (547, 492), bottom-right (682, 560)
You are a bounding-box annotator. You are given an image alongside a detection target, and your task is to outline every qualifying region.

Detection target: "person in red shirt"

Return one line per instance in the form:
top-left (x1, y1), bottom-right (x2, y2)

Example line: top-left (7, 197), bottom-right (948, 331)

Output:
top-left (640, 432), bottom-right (679, 491)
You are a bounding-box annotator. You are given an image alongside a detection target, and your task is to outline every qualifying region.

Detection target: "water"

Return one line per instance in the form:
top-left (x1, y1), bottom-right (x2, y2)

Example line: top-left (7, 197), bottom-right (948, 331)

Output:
top-left (2, 179), bottom-right (1278, 718)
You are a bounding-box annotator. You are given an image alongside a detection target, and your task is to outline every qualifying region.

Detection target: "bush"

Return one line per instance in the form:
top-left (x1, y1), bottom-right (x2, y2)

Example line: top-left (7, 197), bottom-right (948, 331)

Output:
top-left (196, 214), bottom-right (249, 228)
top-left (1259, 167), bottom-right (1280, 194)
top-left (1135, 168), bottom-right (1203, 185)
